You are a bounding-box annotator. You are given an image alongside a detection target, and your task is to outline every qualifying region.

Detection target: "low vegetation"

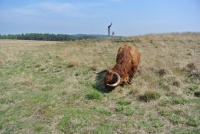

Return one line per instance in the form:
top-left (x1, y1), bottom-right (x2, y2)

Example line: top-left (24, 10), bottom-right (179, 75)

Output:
top-left (0, 33), bottom-right (199, 133)
top-left (0, 33), bottom-right (97, 41)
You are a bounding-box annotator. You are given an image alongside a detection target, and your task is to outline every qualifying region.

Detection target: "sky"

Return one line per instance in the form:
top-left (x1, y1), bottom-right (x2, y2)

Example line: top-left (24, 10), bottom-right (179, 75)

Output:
top-left (0, 0), bottom-right (200, 36)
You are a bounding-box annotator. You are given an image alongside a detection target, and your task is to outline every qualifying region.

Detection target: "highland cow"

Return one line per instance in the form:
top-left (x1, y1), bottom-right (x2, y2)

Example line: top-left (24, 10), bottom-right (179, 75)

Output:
top-left (95, 45), bottom-right (140, 91)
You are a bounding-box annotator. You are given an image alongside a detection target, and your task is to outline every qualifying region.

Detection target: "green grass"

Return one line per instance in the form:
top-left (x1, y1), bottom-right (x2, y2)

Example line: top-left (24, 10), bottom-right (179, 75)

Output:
top-left (117, 99), bottom-right (132, 106)
top-left (159, 79), bottom-right (170, 90)
top-left (95, 107), bottom-right (112, 116)
top-left (189, 84), bottom-right (199, 91)
top-left (57, 108), bottom-right (94, 133)
top-left (115, 106), bottom-right (134, 116)
top-left (86, 90), bottom-right (103, 100)
top-left (0, 33), bottom-right (200, 133)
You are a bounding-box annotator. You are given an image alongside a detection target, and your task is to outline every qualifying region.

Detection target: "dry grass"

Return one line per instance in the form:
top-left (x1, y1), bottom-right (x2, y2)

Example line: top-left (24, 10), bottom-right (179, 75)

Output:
top-left (0, 33), bottom-right (200, 133)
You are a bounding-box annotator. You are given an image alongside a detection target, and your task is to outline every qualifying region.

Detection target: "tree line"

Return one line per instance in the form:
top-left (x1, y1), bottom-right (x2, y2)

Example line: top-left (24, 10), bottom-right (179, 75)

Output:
top-left (0, 33), bottom-right (96, 41)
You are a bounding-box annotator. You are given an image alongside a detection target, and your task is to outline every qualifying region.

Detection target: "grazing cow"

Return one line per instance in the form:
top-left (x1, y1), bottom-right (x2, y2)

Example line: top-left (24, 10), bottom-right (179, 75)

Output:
top-left (95, 45), bottom-right (140, 91)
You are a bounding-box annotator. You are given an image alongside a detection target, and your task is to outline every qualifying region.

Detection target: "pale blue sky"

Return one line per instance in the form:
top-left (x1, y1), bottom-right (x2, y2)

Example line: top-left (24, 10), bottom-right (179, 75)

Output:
top-left (0, 0), bottom-right (200, 36)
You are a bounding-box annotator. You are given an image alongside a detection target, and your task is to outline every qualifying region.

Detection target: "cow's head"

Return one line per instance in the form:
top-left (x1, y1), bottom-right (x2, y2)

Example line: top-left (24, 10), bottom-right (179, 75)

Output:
top-left (95, 69), bottom-right (121, 91)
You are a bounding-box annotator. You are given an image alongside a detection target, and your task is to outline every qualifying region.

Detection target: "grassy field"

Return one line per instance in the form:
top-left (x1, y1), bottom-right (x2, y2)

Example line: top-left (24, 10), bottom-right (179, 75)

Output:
top-left (0, 33), bottom-right (200, 133)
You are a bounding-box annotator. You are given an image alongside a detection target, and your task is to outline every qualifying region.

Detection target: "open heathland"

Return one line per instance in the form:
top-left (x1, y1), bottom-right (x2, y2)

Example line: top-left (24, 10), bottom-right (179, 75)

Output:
top-left (0, 33), bottom-right (200, 133)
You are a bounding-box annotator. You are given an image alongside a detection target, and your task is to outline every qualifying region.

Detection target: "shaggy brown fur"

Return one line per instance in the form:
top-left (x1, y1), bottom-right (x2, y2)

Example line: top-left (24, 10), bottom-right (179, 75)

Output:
top-left (104, 45), bottom-right (140, 90)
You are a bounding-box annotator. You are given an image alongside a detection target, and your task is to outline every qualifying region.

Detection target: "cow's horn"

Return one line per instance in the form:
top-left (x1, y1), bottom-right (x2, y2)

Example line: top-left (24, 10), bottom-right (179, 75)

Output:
top-left (94, 69), bottom-right (108, 74)
top-left (107, 73), bottom-right (121, 87)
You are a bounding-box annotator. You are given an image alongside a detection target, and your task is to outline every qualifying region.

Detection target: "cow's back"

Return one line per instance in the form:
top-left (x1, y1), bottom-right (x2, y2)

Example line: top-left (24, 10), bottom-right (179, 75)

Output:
top-left (117, 45), bottom-right (140, 63)
top-left (116, 45), bottom-right (140, 76)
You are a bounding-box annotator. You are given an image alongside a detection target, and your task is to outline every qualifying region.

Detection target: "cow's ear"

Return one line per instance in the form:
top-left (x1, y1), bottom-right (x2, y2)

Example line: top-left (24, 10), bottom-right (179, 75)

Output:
top-left (107, 70), bottom-right (114, 75)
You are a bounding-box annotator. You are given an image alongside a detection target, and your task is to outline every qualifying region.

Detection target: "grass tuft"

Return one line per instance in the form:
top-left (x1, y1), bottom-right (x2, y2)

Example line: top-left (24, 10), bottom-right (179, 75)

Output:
top-left (140, 90), bottom-right (161, 102)
top-left (186, 63), bottom-right (197, 71)
top-left (129, 88), bottom-right (140, 96)
top-left (34, 125), bottom-right (44, 132)
top-left (159, 79), bottom-right (170, 90)
top-left (98, 108), bottom-right (112, 116)
top-left (158, 69), bottom-right (167, 77)
top-left (173, 80), bottom-right (180, 87)
top-left (182, 63), bottom-right (197, 73)
top-left (189, 85), bottom-right (198, 91)
top-left (86, 90), bottom-right (103, 100)
top-left (117, 99), bottom-right (131, 106)
top-left (68, 60), bottom-right (78, 68)
top-left (167, 97), bottom-right (189, 105)
top-left (115, 106), bottom-right (134, 116)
